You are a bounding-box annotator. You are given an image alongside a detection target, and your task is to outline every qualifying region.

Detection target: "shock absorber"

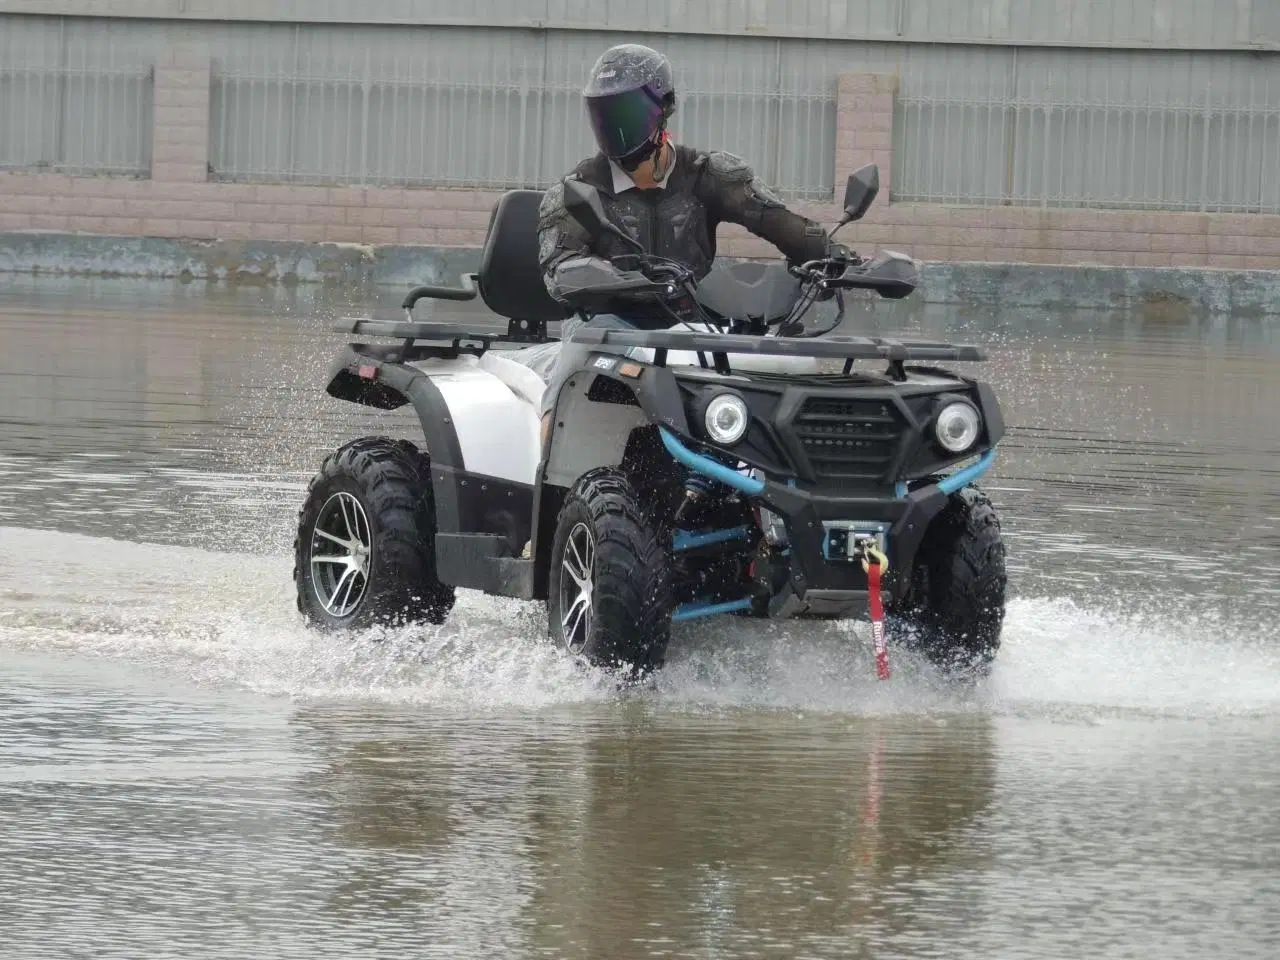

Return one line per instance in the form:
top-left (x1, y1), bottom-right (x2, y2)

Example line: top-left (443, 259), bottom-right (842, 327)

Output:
top-left (674, 472), bottom-right (720, 525)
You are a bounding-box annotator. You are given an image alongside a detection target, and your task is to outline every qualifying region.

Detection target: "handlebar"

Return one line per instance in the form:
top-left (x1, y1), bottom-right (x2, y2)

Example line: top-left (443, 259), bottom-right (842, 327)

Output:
top-left (568, 246), bottom-right (909, 337)
top-left (787, 253), bottom-right (863, 284)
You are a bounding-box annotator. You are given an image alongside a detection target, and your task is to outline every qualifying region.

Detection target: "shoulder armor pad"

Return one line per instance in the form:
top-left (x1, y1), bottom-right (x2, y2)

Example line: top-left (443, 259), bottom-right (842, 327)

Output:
top-left (706, 150), bottom-right (753, 182)
top-left (537, 179), bottom-right (567, 228)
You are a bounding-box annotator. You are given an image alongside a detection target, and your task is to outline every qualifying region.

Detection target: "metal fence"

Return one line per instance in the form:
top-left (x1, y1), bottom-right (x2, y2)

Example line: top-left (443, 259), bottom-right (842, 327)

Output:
top-left (893, 48), bottom-right (1280, 213)
top-left (0, 63), bottom-right (153, 176)
top-left (207, 43), bottom-right (836, 199)
top-left (3, 10), bottom-right (1279, 213)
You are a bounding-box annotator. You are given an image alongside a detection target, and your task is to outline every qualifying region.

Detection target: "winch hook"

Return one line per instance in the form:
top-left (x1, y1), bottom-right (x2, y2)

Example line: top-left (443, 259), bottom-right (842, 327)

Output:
top-left (856, 539), bottom-right (890, 681)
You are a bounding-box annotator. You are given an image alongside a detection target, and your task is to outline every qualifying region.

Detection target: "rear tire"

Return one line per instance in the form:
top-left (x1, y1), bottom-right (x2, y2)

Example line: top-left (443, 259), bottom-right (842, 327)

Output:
top-left (294, 436), bottom-right (455, 630)
top-left (547, 468), bottom-right (675, 675)
top-left (888, 485), bottom-right (1007, 677)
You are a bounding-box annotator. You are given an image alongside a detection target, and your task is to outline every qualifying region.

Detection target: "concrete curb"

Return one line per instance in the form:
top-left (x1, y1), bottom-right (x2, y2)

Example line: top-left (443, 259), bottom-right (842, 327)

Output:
top-left (2, 232), bottom-right (1279, 315)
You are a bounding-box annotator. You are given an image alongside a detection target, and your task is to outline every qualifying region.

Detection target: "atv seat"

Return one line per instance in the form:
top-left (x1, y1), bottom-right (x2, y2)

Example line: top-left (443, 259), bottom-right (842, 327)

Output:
top-left (476, 189), bottom-right (571, 337)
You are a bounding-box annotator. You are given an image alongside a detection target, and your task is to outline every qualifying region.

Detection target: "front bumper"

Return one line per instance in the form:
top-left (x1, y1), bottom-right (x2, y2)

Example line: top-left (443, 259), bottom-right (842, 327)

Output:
top-left (660, 427), bottom-right (996, 609)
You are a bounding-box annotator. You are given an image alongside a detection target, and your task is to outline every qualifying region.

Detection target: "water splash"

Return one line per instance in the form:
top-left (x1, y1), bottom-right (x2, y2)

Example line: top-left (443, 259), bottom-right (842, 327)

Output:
top-left (2, 526), bottom-right (1277, 720)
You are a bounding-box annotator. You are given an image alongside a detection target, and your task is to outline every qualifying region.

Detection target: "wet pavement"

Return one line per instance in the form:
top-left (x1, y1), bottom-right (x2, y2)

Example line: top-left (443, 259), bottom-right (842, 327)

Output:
top-left (1, 275), bottom-right (1278, 958)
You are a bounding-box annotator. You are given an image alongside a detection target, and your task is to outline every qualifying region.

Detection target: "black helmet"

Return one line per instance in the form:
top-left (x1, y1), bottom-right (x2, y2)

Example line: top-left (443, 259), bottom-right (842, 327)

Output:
top-left (582, 43), bottom-right (676, 169)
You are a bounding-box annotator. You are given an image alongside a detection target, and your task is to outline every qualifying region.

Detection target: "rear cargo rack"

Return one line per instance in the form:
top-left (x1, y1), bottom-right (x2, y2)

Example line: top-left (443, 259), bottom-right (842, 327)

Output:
top-left (332, 317), bottom-right (558, 363)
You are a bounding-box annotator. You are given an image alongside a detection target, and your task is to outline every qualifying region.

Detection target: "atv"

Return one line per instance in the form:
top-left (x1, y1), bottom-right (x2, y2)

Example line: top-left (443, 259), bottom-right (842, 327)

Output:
top-left (294, 163), bottom-right (1008, 678)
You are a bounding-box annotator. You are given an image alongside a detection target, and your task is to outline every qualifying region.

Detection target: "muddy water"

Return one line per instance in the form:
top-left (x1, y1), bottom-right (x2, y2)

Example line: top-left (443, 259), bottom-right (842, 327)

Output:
top-left (1, 276), bottom-right (1278, 958)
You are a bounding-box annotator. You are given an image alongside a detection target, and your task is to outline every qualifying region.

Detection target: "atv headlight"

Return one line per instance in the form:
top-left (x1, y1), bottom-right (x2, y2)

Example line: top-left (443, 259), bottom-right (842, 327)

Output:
top-left (704, 393), bottom-right (749, 445)
top-left (935, 401), bottom-right (981, 453)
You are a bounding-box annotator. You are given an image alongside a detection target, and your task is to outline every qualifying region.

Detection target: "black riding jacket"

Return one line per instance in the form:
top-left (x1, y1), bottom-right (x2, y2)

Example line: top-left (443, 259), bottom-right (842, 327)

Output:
top-left (537, 145), bottom-right (832, 326)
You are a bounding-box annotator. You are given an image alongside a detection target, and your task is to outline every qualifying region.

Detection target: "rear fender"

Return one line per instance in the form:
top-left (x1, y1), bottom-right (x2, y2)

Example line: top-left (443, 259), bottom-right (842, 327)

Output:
top-left (324, 348), bottom-right (467, 464)
top-left (323, 347), bottom-right (469, 535)
top-left (325, 346), bottom-right (413, 410)
top-left (326, 367), bottom-right (411, 410)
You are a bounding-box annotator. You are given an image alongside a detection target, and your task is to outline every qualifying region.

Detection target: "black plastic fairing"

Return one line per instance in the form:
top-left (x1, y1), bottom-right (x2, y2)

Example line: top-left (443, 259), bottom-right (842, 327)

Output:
top-left (900, 381), bottom-right (1005, 478)
top-left (669, 367), bottom-right (992, 493)
top-left (974, 380), bottom-right (1006, 445)
top-left (745, 477), bottom-right (951, 599)
top-left (678, 378), bottom-right (795, 477)
top-left (693, 261), bottom-right (802, 324)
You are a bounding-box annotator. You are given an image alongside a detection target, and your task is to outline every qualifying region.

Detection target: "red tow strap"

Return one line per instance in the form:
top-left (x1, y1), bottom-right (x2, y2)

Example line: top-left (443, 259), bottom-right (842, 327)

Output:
top-left (862, 548), bottom-right (890, 680)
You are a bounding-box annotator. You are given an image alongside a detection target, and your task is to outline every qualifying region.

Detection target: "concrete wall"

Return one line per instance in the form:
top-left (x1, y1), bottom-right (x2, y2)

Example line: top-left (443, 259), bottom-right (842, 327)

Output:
top-left (3, 54), bottom-right (1279, 273)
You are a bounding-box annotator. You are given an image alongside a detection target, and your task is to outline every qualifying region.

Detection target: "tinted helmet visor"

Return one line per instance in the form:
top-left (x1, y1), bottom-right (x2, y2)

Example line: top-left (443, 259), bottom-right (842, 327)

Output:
top-left (585, 86), bottom-right (667, 162)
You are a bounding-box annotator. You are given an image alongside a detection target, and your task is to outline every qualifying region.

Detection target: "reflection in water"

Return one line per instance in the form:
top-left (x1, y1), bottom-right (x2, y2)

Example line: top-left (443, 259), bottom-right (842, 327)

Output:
top-left (290, 705), bottom-right (997, 959)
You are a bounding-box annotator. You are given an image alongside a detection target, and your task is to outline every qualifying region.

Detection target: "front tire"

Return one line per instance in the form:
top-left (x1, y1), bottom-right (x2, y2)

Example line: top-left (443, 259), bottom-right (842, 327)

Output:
top-left (888, 485), bottom-right (1007, 676)
top-left (294, 437), bottom-right (455, 630)
top-left (547, 469), bottom-right (675, 674)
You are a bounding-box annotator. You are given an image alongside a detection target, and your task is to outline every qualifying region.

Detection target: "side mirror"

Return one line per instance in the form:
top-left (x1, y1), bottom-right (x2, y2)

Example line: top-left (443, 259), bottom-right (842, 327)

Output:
top-left (563, 178), bottom-right (611, 239)
top-left (841, 163), bottom-right (880, 223)
top-left (562, 178), bottom-right (645, 253)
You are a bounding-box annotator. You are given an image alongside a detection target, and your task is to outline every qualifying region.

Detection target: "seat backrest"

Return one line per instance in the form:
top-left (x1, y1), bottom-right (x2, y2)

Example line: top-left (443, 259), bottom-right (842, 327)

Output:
top-left (477, 189), bottom-right (572, 326)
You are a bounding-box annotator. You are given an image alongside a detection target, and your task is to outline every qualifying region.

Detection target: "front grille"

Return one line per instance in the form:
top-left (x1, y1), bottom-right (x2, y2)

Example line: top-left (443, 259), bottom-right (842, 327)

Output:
top-left (792, 396), bottom-right (904, 484)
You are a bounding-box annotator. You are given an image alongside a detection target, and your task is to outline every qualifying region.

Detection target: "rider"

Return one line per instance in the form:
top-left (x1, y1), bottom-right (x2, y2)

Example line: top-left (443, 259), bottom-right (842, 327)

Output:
top-left (531, 42), bottom-right (850, 429)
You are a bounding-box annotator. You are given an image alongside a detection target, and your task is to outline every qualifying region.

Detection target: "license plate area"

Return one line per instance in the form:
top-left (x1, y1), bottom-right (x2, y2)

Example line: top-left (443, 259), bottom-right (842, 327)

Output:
top-left (822, 521), bottom-right (888, 562)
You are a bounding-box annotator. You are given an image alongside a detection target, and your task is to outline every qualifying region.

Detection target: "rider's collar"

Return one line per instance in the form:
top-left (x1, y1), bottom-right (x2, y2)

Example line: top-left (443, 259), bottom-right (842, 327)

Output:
top-left (609, 149), bottom-right (673, 193)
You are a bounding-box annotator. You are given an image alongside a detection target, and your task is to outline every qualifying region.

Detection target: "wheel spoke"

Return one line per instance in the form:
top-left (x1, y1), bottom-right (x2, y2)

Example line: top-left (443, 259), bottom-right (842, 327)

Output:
top-left (338, 495), bottom-right (357, 542)
top-left (565, 563), bottom-right (590, 592)
top-left (314, 527), bottom-right (350, 549)
top-left (325, 566), bottom-right (355, 614)
top-left (311, 554), bottom-right (350, 565)
top-left (563, 590), bottom-right (590, 650)
top-left (336, 568), bottom-right (363, 614)
top-left (350, 495), bottom-right (370, 549)
top-left (565, 534), bottom-right (587, 581)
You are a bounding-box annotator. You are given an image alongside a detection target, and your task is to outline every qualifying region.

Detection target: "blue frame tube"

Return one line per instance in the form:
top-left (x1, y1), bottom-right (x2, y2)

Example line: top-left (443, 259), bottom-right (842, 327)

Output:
top-left (937, 448), bottom-right (997, 495)
top-left (672, 526), bottom-right (753, 551)
top-left (672, 598), bottom-right (753, 622)
top-left (659, 428), bottom-right (765, 496)
top-left (660, 426), bottom-right (995, 500)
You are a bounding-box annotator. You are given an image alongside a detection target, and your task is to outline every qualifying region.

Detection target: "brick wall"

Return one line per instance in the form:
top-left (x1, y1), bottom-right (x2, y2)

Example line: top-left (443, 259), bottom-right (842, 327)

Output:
top-left (2, 57), bottom-right (1278, 271)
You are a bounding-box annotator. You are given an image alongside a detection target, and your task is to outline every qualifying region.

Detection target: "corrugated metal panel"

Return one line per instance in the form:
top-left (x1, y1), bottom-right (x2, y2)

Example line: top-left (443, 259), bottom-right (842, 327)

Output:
top-left (1, 1), bottom-right (1276, 50)
top-left (3, 11), bottom-right (1277, 210)
top-left (206, 26), bottom-right (841, 197)
top-left (0, 15), bottom-right (153, 175)
top-left (1258, 1), bottom-right (1280, 45)
top-left (893, 45), bottom-right (1280, 213)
